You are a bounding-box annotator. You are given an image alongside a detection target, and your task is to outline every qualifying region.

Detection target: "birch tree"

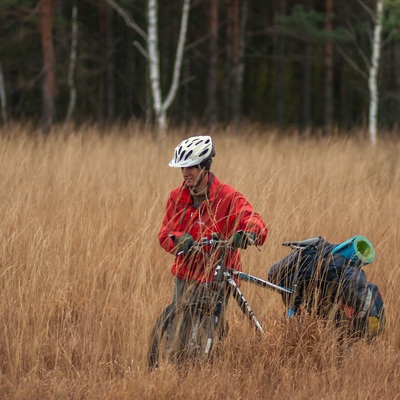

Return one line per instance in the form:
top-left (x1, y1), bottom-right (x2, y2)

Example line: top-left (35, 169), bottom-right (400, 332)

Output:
top-left (368, 0), bottom-right (384, 146)
top-left (106, 0), bottom-right (191, 133)
top-left (147, 0), bottom-right (190, 132)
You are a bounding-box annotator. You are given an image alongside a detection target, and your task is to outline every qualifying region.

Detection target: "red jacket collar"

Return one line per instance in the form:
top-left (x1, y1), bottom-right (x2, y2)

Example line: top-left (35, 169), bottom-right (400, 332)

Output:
top-left (177, 172), bottom-right (218, 203)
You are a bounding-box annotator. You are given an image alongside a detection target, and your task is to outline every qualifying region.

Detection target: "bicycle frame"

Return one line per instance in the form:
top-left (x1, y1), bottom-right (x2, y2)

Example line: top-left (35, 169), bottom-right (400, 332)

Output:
top-left (187, 236), bottom-right (294, 337)
top-left (229, 269), bottom-right (293, 294)
top-left (212, 266), bottom-right (293, 336)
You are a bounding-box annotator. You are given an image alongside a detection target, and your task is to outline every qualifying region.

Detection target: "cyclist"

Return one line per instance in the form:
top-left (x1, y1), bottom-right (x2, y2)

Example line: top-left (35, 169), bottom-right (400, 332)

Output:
top-left (158, 135), bottom-right (268, 306)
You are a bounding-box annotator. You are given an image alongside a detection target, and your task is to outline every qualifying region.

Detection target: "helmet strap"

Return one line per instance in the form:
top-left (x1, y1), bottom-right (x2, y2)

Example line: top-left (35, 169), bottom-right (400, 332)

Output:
top-left (190, 169), bottom-right (208, 194)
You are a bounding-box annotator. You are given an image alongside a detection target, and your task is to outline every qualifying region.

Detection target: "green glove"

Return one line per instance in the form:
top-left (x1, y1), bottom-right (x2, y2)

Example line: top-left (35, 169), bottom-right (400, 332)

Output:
top-left (231, 231), bottom-right (257, 249)
top-left (174, 233), bottom-right (195, 255)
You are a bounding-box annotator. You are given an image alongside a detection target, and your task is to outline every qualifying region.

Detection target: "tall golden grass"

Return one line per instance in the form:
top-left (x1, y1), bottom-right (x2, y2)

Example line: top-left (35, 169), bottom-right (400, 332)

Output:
top-left (0, 124), bottom-right (399, 399)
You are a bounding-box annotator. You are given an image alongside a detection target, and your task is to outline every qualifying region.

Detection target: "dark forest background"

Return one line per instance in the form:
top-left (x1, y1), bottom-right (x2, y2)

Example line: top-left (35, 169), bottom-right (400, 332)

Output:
top-left (1, 0), bottom-right (399, 134)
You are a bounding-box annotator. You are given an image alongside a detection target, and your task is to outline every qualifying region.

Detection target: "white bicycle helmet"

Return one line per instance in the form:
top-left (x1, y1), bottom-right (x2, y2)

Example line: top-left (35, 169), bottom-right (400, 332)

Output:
top-left (169, 135), bottom-right (215, 168)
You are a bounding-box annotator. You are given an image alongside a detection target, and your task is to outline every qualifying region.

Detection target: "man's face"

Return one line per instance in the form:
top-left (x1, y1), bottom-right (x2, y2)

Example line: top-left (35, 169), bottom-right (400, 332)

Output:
top-left (181, 166), bottom-right (203, 188)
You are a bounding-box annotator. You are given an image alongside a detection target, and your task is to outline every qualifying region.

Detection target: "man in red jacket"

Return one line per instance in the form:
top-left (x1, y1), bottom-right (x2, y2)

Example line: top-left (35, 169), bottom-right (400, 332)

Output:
top-left (159, 135), bottom-right (268, 304)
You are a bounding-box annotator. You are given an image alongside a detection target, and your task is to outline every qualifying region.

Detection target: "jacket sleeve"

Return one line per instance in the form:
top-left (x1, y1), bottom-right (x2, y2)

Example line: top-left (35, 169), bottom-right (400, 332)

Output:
top-left (158, 193), bottom-right (186, 254)
top-left (227, 191), bottom-right (268, 246)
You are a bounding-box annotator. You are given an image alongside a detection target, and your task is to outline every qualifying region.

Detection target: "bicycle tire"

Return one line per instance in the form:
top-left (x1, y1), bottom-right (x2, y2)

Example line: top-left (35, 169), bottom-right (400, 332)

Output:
top-left (148, 302), bottom-right (216, 370)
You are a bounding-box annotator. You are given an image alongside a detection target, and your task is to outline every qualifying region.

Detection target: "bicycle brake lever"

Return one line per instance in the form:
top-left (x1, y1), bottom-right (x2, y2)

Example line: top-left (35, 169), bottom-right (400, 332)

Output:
top-left (247, 236), bottom-right (261, 251)
top-left (177, 241), bottom-right (202, 256)
top-left (199, 237), bottom-right (209, 245)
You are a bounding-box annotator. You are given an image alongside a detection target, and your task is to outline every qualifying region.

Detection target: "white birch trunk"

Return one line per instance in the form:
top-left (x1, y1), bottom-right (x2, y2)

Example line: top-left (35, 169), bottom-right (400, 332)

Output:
top-left (162, 0), bottom-right (190, 111)
top-left (147, 0), bottom-right (163, 128)
top-left (147, 0), bottom-right (190, 133)
top-left (66, 5), bottom-right (78, 122)
top-left (107, 0), bottom-right (190, 133)
top-left (368, 0), bottom-right (384, 147)
top-left (0, 61), bottom-right (7, 123)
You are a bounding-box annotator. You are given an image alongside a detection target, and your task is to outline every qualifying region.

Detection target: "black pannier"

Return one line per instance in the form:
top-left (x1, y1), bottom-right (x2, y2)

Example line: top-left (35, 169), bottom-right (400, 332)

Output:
top-left (267, 236), bottom-right (386, 338)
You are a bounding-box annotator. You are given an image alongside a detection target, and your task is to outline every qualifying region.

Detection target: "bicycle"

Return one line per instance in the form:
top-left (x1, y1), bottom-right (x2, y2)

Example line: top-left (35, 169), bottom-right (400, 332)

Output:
top-left (148, 234), bottom-right (292, 370)
top-left (148, 234), bottom-right (386, 370)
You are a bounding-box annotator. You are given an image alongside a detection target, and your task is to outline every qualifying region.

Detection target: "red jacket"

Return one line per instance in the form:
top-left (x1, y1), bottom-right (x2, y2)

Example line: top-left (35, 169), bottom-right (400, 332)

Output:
top-left (158, 173), bottom-right (268, 283)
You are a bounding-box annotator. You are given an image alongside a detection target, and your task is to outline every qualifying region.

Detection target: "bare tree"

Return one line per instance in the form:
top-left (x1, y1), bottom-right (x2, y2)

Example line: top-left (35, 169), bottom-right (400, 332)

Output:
top-left (233, 0), bottom-right (248, 127)
top-left (148, 0), bottom-right (191, 132)
top-left (40, 0), bottom-right (56, 132)
top-left (207, 0), bottom-right (219, 126)
top-left (224, 0), bottom-right (247, 127)
top-left (0, 61), bottom-right (7, 123)
top-left (105, 0), bottom-right (191, 133)
top-left (274, 0), bottom-right (287, 129)
top-left (335, 0), bottom-right (388, 143)
top-left (66, 4), bottom-right (78, 123)
top-left (324, 0), bottom-right (334, 135)
top-left (394, 40), bottom-right (400, 126)
top-left (302, 0), bottom-right (313, 131)
top-left (99, 1), bottom-right (115, 122)
top-left (368, 0), bottom-right (384, 146)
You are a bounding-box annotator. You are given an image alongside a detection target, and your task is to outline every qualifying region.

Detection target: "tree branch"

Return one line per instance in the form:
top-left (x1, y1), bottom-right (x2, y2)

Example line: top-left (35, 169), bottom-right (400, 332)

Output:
top-left (336, 44), bottom-right (368, 80)
top-left (104, 0), bottom-right (147, 42)
top-left (163, 0), bottom-right (191, 111)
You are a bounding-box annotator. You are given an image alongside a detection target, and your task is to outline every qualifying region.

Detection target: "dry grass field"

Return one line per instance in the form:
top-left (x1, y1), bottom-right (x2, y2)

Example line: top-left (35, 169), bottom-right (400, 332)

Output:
top-left (0, 124), bottom-right (399, 399)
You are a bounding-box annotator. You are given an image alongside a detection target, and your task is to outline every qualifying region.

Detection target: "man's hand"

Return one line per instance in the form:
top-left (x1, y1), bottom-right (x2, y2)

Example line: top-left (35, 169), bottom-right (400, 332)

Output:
top-left (231, 230), bottom-right (257, 249)
top-left (174, 233), bottom-right (195, 255)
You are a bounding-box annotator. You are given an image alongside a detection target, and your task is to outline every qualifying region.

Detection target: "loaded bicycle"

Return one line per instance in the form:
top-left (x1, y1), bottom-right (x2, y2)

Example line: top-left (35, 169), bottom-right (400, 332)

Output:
top-left (148, 233), bottom-right (292, 370)
top-left (148, 234), bottom-right (386, 370)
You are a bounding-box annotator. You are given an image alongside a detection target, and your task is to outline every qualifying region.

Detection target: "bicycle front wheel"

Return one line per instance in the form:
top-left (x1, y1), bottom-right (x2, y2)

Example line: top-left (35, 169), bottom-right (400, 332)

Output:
top-left (148, 302), bottom-right (216, 370)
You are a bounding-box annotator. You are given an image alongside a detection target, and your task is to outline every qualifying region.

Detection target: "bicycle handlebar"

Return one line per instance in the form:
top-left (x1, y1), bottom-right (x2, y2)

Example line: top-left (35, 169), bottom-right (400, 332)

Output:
top-left (177, 237), bottom-right (235, 257)
top-left (177, 230), bottom-right (256, 256)
top-left (193, 236), bottom-right (235, 250)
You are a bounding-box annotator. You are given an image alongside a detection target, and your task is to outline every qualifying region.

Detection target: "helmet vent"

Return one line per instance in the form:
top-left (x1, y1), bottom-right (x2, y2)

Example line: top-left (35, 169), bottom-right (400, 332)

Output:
top-left (198, 149), bottom-right (208, 157)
